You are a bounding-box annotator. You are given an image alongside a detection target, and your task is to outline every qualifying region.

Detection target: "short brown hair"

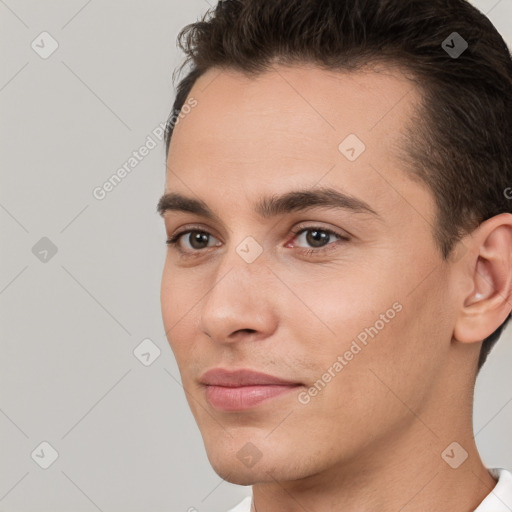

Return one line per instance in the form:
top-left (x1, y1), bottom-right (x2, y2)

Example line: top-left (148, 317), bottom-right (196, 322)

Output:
top-left (164, 0), bottom-right (512, 372)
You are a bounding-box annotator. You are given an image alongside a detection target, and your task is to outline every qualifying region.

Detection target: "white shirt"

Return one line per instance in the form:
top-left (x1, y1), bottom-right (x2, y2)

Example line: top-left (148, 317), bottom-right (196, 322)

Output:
top-left (475, 468), bottom-right (512, 511)
top-left (226, 467), bottom-right (512, 512)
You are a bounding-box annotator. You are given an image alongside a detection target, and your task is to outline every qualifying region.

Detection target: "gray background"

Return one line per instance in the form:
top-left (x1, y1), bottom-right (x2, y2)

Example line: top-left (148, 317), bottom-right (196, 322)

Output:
top-left (0, 1), bottom-right (511, 511)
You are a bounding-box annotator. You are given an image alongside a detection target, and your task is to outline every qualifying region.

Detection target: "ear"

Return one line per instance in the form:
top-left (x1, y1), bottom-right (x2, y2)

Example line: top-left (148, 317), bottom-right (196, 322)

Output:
top-left (453, 213), bottom-right (512, 344)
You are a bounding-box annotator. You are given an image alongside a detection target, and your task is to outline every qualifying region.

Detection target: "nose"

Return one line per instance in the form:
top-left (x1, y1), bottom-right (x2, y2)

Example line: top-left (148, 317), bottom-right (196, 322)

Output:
top-left (199, 252), bottom-right (278, 345)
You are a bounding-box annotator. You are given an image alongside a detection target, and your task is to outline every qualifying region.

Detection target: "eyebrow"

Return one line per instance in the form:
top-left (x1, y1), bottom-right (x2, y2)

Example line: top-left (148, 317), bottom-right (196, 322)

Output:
top-left (157, 187), bottom-right (380, 221)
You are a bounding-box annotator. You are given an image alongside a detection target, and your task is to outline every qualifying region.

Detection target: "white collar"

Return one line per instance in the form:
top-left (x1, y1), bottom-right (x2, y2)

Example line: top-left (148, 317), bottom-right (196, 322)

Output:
top-left (474, 467), bottom-right (512, 511)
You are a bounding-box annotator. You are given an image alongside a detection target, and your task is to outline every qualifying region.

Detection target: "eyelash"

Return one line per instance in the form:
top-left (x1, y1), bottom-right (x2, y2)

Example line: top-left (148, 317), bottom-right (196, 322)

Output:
top-left (165, 224), bottom-right (350, 257)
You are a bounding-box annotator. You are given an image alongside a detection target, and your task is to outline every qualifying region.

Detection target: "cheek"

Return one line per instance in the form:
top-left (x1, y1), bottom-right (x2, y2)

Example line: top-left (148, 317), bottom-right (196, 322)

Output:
top-left (289, 267), bottom-right (400, 356)
top-left (318, 269), bottom-right (451, 416)
top-left (283, 295), bottom-right (422, 453)
top-left (289, 262), bottom-right (439, 399)
top-left (160, 260), bottom-right (200, 328)
top-left (160, 264), bottom-right (197, 359)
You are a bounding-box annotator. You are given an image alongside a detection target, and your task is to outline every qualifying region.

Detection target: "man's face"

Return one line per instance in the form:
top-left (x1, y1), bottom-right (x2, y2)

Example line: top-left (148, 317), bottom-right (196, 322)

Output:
top-left (160, 64), bottom-right (459, 484)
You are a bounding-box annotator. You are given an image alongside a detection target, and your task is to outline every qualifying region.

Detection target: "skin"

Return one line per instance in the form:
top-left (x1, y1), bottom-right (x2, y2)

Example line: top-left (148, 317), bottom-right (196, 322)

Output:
top-left (159, 63), bottom-right (512, 511)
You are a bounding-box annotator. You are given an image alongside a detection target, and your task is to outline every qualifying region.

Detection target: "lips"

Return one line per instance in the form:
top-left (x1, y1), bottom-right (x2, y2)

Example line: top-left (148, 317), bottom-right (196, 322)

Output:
top-left (200, 368), bottom-right (302, 411)
top-left (200, 368), bottom-right (299, 387)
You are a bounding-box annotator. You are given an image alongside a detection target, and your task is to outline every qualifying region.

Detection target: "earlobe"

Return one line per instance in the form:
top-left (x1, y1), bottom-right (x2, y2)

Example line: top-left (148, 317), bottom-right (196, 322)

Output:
top-left (453, 214), bottom-right (512, 344)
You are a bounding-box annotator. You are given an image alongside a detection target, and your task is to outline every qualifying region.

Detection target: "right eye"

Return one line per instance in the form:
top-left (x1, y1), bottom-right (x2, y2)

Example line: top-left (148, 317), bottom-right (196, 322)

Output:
top-left (166, 229), bottom-right (221, 254)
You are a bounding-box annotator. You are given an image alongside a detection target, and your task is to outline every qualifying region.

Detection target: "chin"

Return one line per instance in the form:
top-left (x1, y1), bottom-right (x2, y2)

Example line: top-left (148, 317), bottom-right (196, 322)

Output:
top-left (207, 456), bottom-right (281, 485)
top-left (196, 419), bottom-right (329, 484)
top-left (203, 441), bottom-right (265, 484)
top-left (212, 464), bottom-right (264, 485)
top-left (204, 439), bottom-right (318, 486)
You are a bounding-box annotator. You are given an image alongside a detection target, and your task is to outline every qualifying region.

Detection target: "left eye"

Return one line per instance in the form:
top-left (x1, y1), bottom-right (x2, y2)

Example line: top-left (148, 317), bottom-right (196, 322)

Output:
top-left (290, 227), bottom-right (347, 251)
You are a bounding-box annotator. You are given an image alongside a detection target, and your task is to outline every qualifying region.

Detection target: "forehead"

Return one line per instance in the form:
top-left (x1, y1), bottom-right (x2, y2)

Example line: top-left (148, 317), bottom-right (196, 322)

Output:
top-left (165, 64), bottom-right (433, 227)
top-left (171, 63), bottom-right (418, 144)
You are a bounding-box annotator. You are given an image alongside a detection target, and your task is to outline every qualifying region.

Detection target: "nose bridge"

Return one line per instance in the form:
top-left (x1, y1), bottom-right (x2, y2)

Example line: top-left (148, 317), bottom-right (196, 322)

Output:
top-left (199, 238), bottom-right (276, 342)
top-left (211, 229), bottom-right (270, 294)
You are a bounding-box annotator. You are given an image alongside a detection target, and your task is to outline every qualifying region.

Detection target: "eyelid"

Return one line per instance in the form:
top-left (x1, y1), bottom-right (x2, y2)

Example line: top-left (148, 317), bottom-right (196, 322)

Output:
top-left (289, 222), bottom-right (351, 240)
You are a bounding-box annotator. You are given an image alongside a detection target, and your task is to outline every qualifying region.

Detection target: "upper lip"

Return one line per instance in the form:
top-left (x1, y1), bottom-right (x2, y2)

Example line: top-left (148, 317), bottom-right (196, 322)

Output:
top-left (200, 368), bottom-right (300, 387)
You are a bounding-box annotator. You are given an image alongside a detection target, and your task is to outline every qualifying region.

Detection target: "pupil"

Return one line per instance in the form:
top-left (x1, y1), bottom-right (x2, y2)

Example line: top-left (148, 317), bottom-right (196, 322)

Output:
top-left (190, 232), bottom-right (209, 249)
top-left (307, 230), bottom-right (328, 247)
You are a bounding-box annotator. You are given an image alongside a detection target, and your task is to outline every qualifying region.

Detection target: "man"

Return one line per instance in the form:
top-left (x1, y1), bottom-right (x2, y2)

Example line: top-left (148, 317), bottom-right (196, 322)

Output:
top-left (157, 0), bottom-right (512, 510)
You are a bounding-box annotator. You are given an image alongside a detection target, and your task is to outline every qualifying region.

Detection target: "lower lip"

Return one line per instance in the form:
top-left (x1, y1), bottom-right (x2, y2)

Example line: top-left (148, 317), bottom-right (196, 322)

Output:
top-left (204, 384), bottom-right (301, 411)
